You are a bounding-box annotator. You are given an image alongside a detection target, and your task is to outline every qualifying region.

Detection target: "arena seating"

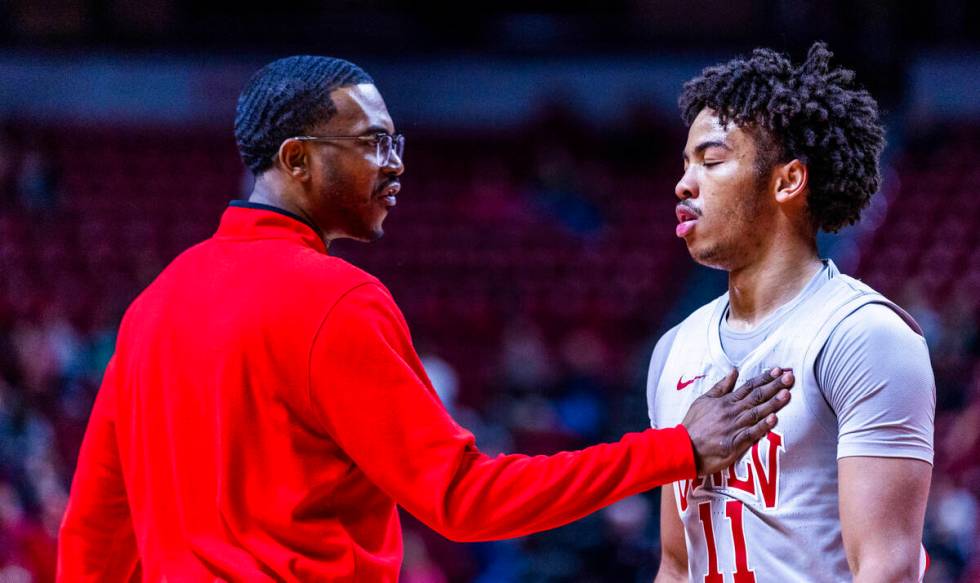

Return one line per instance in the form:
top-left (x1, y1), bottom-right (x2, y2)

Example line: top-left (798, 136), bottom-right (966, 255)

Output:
top-left (1, 120), bottom-right (977, 582)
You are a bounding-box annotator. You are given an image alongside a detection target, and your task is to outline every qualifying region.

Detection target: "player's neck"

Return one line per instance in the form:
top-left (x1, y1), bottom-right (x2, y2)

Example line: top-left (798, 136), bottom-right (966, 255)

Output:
top-left (725, 241), bottom-right (822, 331)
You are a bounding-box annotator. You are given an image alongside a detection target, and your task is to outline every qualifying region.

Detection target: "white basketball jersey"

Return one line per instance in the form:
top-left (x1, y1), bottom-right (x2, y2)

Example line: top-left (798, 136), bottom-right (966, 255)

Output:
top-left (650, 263), bottom-right (925, 582)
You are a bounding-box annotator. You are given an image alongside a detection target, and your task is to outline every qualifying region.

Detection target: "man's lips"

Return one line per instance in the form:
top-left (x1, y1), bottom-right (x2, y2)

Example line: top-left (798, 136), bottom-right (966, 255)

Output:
top-left (378, 181), bottom-right (400, 207)
top-left (675, 205), bottom-right (700, 238)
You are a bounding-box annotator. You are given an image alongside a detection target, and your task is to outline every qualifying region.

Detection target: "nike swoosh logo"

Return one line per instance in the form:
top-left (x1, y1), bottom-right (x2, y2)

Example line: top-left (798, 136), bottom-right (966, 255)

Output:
top-left (677, 374), bottom-right (706, 390)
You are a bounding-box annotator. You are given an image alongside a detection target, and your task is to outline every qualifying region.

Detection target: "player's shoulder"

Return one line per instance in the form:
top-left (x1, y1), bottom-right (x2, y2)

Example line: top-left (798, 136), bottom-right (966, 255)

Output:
top-left (646, 322), bottom-right (682, 395)
top-left (650, 294), bottom-right (725, 360)
top-left (646, 294), bottom-right (724, 387)
top-left (816, 296), bottom-right (934, 411)
top-left (832, 301), bottom-right (924, 345)
top-left (648, 323), bottom-right (682, 366)
top-left (829, 272), bottom-right (924, 340)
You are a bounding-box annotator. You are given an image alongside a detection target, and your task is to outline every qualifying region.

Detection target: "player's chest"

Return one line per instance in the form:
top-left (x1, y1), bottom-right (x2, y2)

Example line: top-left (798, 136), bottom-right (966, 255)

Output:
top-left (655, 347), bottom-right (837, 479)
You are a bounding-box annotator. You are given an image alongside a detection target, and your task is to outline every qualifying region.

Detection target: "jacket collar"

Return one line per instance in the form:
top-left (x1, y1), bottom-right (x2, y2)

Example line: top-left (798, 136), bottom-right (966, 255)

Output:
top-left (216, 201), bottom-right (326, 253)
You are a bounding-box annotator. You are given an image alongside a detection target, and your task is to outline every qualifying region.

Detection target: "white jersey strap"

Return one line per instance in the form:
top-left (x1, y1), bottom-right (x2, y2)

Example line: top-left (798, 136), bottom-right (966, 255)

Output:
top-left (919, 543), bottom-right (930, 582)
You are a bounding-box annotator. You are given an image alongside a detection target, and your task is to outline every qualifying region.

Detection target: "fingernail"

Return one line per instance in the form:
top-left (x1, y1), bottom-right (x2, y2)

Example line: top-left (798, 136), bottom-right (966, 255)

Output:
top-left (778, 389), bottom-right (790, 401)
top-left (781, 372), bottom-right (794, 385)
top-left (767, 414), bottom-right (777, 425)
top-left (770, 367), bottom-right (781, 376)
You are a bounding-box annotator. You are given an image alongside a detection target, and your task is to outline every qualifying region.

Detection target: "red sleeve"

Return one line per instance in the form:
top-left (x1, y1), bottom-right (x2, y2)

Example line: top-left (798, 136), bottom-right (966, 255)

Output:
top-left (309, 283), bottom-right (695, 542)
top-left (58, 356), bottom-right (141, 582)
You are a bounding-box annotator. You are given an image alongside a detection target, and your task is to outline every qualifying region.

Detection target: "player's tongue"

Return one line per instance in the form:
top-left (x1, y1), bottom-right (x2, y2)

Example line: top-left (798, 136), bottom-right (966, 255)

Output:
top-left (675, 206), bottom-right (699, 238)
top-left (676, 220), bottom-right (697, 237)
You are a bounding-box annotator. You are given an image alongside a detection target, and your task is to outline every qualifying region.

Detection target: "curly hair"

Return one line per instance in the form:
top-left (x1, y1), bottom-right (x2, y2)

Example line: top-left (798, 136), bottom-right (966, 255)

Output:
top-left (679, 42), bottom-right (885, 233)
top-left (234, 55), bottom-right (374, 175)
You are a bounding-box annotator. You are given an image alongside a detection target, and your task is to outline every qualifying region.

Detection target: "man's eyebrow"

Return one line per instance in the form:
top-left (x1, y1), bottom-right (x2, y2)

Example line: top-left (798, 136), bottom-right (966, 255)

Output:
top-left (682, 140), bottom-right (732, 160)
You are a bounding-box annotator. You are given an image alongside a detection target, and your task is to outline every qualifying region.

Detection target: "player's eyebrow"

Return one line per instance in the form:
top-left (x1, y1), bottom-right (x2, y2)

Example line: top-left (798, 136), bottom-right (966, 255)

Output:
top-left (683, 140), bottom-right (732, 161)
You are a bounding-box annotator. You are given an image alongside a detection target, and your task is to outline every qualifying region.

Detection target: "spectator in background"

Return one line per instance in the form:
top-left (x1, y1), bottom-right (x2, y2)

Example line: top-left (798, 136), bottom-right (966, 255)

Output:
top-left (599, 495), bottom-right (657, 581)
top-left (0, 125), bottom-right (18, 210)
top-left (420, 352), bottom-right (460, 415)
top-left (499, 317), bottom-right (557, 394)
top-left (401, 532), bottom-right (448, 583)
top-left (458, 160), bottom-right (531, 225)
top-left (547, 327), bottom-right (613, 443)
top-left (0, 477), bottom-right (56, 583)
top-left (526, 141), bottom-right (605, 238)
top-left (17, 139), bottom-right (59, 214)
top-left (924, 474), bottom-right (978, 581)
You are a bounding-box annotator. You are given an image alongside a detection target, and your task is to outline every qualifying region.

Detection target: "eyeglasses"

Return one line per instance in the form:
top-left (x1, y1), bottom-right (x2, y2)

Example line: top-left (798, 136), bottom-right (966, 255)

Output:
top-left (291, 133), bottom-right (405, 166)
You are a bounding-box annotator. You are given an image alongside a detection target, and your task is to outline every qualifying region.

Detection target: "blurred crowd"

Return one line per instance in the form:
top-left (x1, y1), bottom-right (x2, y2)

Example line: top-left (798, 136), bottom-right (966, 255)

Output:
top-left (0, 115), bottom-right (977, 582)
top-left (903, 289), bottom-right (980, 582)
top-left (0, 126), bottom-right (86, 582)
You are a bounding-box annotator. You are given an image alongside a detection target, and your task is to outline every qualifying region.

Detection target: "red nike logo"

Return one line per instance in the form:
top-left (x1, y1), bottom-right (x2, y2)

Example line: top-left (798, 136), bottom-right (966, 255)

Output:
top-left (677, 374), bottom-right (706, 390)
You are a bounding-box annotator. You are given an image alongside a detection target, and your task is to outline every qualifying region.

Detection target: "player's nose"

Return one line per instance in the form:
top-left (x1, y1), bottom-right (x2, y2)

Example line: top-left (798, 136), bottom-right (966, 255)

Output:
top-left (675, 167), bottom-right (698, 200)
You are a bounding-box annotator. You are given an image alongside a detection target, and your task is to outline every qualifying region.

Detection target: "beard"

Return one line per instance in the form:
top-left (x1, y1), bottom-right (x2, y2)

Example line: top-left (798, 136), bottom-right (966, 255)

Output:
top-left (339, 203), bottom-right (386, 242)
top-left (323, 179), bottom-right (388, 243)
top-left (688, 173), bottom-right (771, 270)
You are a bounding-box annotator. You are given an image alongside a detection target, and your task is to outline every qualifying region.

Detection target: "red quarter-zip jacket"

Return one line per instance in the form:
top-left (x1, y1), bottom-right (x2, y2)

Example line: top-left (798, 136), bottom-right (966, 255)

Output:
top-left (58, 202), bottom-right (695, 582)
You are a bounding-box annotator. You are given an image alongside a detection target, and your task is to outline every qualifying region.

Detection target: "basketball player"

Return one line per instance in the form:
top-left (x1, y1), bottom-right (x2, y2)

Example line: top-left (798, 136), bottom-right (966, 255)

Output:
top-left (648, 43), bottom-right (935, 582)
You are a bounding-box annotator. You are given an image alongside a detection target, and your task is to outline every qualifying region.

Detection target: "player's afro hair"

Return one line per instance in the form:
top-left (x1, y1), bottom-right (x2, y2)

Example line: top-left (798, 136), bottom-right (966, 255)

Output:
top-left (679, 42), bottom-right (885, 233)
top-left (235, 55), bottom-right (374, 175)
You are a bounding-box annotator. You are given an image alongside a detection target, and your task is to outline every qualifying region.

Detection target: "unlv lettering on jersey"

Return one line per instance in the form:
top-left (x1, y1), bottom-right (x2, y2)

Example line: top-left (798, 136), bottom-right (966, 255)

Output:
top-left (675, 431), bottom-right (785, 511)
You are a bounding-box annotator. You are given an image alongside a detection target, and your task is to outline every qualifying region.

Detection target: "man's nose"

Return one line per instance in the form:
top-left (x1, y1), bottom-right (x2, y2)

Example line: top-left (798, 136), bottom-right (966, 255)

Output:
top-left (675, 167), bottom-right (698, 200)
top-left (383, 150), bottom-right (404, 177)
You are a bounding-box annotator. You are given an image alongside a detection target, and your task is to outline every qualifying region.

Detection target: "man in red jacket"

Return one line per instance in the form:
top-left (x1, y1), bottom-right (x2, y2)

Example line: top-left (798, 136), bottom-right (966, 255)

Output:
top-left (58, 56), bottom-right (793, 582)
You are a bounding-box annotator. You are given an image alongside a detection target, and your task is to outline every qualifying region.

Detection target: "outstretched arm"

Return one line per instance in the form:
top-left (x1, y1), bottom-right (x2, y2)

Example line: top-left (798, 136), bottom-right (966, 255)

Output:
top-left (310, 283), bottom-right (790, 542)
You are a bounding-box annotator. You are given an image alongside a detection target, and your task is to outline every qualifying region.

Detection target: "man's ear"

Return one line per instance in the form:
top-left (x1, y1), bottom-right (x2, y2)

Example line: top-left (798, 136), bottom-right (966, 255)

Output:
top-left (276, 138), bottom-right (311, 180)
top-left (774, 159), bottom-right (808, 204)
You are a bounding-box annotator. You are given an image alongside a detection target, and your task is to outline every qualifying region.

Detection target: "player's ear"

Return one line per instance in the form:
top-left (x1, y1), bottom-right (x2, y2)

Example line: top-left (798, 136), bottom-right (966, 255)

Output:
top-left (276, 138), bottom-right (311, 181)
top-left (774, 159), bottom-right (808, 204)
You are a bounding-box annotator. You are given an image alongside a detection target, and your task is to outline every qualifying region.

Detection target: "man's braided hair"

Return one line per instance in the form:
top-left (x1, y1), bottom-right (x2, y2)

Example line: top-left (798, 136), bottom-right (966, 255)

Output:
top-left (679, 42), bottom-right (885, 233)
top-left (235, 55), bottom-right (374, 175)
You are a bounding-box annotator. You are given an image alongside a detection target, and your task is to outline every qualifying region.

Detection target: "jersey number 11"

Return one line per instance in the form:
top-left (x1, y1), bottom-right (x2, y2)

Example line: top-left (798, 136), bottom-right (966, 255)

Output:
top-left (697, 500), bottom-right (756, 583)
